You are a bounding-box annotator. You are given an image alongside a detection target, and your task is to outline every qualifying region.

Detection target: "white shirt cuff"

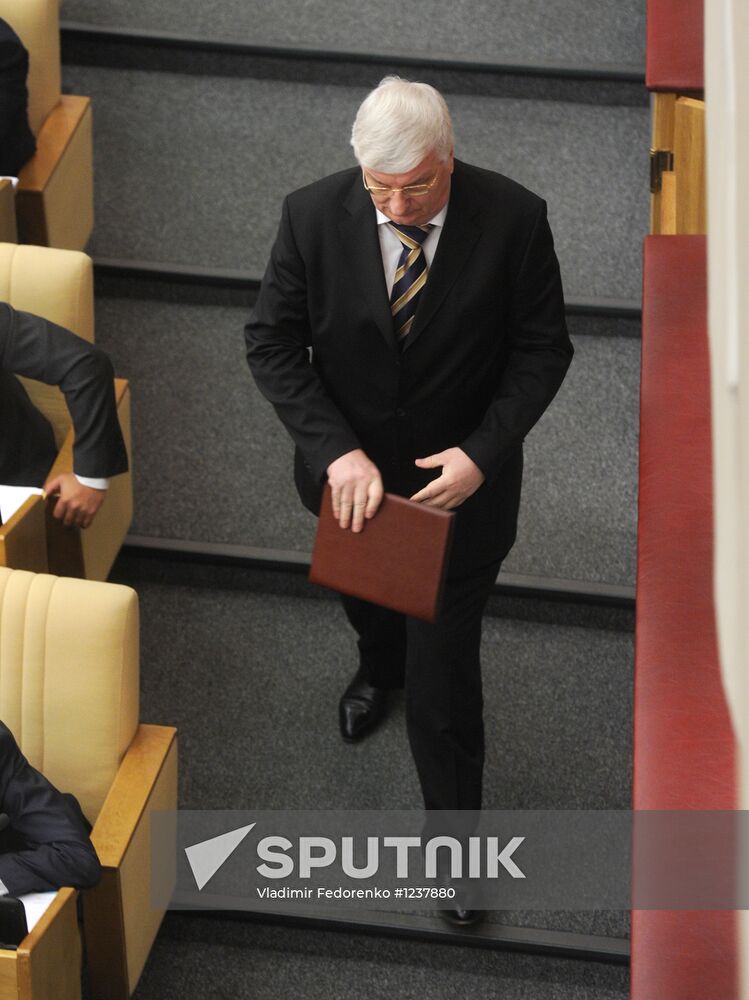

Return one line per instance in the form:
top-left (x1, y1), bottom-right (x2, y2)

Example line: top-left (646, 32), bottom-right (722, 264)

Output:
top-left (74, 475), bottom-right (109, 490)
top-left (0, 879), bottom-right (9, 896)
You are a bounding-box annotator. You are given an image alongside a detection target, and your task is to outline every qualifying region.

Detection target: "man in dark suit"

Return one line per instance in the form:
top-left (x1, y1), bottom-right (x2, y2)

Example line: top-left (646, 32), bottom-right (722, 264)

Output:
top-left (0, 721), bottom-right (101, 896)
top-left (0, 302), bottom-right (128, 528)
top-left (246, 78), bottom-right (573, 899)
top-left (0, 18), bottom-right (36, 176)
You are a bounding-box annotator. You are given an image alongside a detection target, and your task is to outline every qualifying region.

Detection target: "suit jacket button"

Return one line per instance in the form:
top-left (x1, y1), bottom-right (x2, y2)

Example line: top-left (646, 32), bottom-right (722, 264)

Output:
top-left (396, 408), bottom-right (406, 417)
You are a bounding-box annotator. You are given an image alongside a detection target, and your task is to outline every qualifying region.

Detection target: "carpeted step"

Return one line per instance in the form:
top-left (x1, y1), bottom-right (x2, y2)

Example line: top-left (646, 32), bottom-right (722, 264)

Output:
top-left (61, 0), bottom-right (645, 72)
top-left (116, 572), bottom-right (632, 944)
top-left (95, 295), bottom-right (639, 587)
top-left (130, 914), bottom-right (629, 999)
top-left (61, 64), bottom-right (649, 301)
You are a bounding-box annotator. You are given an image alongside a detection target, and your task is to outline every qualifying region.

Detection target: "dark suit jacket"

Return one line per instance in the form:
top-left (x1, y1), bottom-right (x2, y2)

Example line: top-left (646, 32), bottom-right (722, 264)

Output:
top-left (0, 303), bottom-right (129, 488)
top-left (0, 722), bottom-right (100, 896)
top-left (0, 19), bottom-right (36, 176)
top-left (245, 160), bottom-right (573, 573)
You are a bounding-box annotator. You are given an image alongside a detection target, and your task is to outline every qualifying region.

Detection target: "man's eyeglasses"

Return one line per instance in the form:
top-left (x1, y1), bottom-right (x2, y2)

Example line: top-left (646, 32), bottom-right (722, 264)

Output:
top-left (362, 171), bottom-right (438, 198)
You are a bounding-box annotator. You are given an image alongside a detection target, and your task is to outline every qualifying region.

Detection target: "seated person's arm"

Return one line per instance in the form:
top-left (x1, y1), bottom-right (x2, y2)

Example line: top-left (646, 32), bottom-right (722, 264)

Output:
top-left (0, 302), bottom-right (128, 528)
top-left (0, 723), bottom-right (101, 896)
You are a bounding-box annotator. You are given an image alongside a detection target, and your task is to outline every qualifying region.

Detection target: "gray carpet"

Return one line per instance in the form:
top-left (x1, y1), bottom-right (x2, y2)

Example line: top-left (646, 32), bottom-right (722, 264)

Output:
top-left (134, 581), bottom-right (632, 813)
top-left (130, 916), bottom-right (628, 999)
top-left (61, 0), bottom-right (645, 71)
top-left (94, 296), bottom-right (639, 586)
top-left (514, 332), bottom-right (640, 585)
top-left (128, 575), bottom-right (631, 940)
top-left (62, 65), bottom-right (648, 301)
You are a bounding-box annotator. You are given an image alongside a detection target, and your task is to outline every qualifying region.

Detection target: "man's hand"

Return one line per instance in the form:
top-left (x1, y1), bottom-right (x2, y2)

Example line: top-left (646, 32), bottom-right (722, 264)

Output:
top-left (43, 474), bottom-right (107, 529)
top-left (410, 448), bottom-right (485, 509)
top-left (327, 449), bottom-right (384, 532)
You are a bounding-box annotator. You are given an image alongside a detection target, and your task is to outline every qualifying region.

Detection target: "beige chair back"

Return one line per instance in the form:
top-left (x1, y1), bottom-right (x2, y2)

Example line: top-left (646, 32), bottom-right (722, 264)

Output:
top-left (0, 567), bottom-right (139, 823)
top-left (0, 0), bottom-right (61, 136)
top-left (0, 242), bottom-right (94, 447)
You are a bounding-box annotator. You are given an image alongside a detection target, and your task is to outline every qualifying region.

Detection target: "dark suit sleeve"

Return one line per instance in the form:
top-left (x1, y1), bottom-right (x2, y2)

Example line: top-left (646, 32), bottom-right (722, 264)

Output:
top-left (0, 302), bottom-right (128, 480)
top-left (244, 197), bottom-right (361, 480)
top-left (459, 200), bottom-right (574, 481)
top-left (0, 724), bottom-right (101, 895)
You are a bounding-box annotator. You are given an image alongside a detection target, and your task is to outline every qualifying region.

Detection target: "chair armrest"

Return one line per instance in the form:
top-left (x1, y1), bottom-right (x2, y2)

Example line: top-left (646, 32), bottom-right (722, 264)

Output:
top-left (16, 96), bottom-right (93, 250)
top-left (18, 97), bottom-right (91, 195)
top-left (43, 429), bottom-right (85, 579)
top-left (44, 426), bottom-right (74, 483)
top-left (16, 887), bottom-right (82, 1000)
top-left (84, 725), bottom-right (178, 1000)
top-left (91, 725), bottom-right (177, 868)
top-left (44, 378), bottom-right (132, 580)
top-left (113, 379), bottom-right (129, 408)
top-left (0, 495), bottom-right (48, 573)
top-left (0, 181), bottom-right (17, 243)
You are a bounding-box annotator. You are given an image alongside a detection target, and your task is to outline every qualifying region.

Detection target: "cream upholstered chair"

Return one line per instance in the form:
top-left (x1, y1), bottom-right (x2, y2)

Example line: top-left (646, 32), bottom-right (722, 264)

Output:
top-left (0, 242), bottom-right (133, 580)
top-left (0, 0), bottom-right (93, 249)
top-left (0, 566), bottom-right (178, 1000)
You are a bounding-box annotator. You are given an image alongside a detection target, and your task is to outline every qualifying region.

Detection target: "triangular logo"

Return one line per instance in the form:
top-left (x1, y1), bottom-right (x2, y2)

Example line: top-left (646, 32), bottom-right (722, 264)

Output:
top-left (185, 823), bottom-right (256, 891)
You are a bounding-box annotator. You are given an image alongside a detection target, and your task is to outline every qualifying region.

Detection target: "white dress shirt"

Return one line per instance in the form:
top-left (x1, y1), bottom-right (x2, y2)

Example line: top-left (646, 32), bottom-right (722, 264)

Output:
top-left (75, 475), bottom-right (109, 490)
top-left (375, 202), bottom-right (449, 296)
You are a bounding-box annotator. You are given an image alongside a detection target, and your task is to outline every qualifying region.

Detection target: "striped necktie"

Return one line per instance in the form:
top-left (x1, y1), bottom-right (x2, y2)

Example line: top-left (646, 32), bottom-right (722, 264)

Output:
top-left (387, 223), bottom-right (433, 342)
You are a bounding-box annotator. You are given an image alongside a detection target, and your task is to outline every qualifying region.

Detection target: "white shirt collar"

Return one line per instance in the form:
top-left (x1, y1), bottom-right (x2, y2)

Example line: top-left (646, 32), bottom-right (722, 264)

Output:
top-left (375, 201), bottom-right (449, 228)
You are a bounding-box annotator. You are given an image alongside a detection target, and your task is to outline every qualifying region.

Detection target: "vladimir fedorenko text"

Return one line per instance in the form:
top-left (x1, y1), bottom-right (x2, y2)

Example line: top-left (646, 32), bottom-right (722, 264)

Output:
top-left (256, 886), bottom-right (456, 900)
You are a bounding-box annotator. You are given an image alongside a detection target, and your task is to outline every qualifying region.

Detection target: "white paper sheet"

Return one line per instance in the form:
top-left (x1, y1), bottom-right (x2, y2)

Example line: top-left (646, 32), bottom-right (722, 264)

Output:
top-left (0, 486), bottom-right (43, 524)
top-left (18, 891), bottom-right (56, 932)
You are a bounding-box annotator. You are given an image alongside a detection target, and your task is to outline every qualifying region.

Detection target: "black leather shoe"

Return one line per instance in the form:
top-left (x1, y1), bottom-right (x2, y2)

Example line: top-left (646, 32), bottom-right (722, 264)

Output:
top-left (441, 906), bottom-right (486, 928)
top-left (339, 669), bottom-right (388, 742)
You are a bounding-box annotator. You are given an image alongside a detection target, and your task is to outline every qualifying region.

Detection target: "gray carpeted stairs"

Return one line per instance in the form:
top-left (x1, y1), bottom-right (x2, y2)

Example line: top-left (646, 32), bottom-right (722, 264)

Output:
top-left (107, 567), bottom-right (631, 998)
top-left (63, 64), bottom-right (647, 301)
top-left (129, 579), bottom-right (632, 815)
top-left (61, 0), bottom-right (645, 70)
top-left (58, 3), bottom-right (645, 994)
top-left (62, 56), bottom-right (646, 587)
top-left (133, 914), bottom-right (629, 1000)
top-left (91, 296), bottom-right (640, 585)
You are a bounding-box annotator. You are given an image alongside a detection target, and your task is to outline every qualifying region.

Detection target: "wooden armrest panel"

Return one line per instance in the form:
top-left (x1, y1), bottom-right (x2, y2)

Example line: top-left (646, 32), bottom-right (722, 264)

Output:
top-left (44, 443), bottom-right (85, 577)
top-left (114, 378), bottom-right (128, 406)
top-left (17, 888), bottom-right (81, 1000)
top-left (16, 96), bottom-right (94, 250)
top-left (18, 96), bottom-right (91, 194)
top-left (0, 891), bottom-right (82, 1000)
top-left (0, 495), bottom-right (48, 573)
top-left (0, 181), bottom-right (17, 243)
top-left (91, 725), bottom-right (177, 870)
top-left (45, 426), bottom-right (74, 483)
top-left (85, 726), bottom-right (177, 1000)
top-left (0, 950), bottom-right (17, 998)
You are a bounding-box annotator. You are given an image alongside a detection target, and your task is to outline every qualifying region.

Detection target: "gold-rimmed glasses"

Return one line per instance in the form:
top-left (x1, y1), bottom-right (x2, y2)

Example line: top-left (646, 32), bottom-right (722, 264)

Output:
top-left (362, 170), bottom-right (439, 198)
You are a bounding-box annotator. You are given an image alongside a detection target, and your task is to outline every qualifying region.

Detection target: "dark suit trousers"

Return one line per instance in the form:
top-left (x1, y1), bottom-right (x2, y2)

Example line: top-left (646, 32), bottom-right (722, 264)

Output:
top-left (340, 557), bottom-right (501, 812)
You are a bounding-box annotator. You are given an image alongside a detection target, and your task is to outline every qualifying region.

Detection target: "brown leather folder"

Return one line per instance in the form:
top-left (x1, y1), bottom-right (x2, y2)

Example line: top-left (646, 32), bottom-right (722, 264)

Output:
top-left (309, 484), bottom-right (455, 622)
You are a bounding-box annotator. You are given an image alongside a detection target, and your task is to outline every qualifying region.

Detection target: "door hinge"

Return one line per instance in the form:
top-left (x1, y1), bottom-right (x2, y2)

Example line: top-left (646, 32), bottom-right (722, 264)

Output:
top-left (650, 148), bottom-right (674, 194)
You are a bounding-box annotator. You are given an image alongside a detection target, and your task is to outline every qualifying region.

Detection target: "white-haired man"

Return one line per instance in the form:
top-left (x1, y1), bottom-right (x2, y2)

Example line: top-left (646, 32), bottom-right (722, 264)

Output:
top-left (246, 78), bottom-right (573, 920)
